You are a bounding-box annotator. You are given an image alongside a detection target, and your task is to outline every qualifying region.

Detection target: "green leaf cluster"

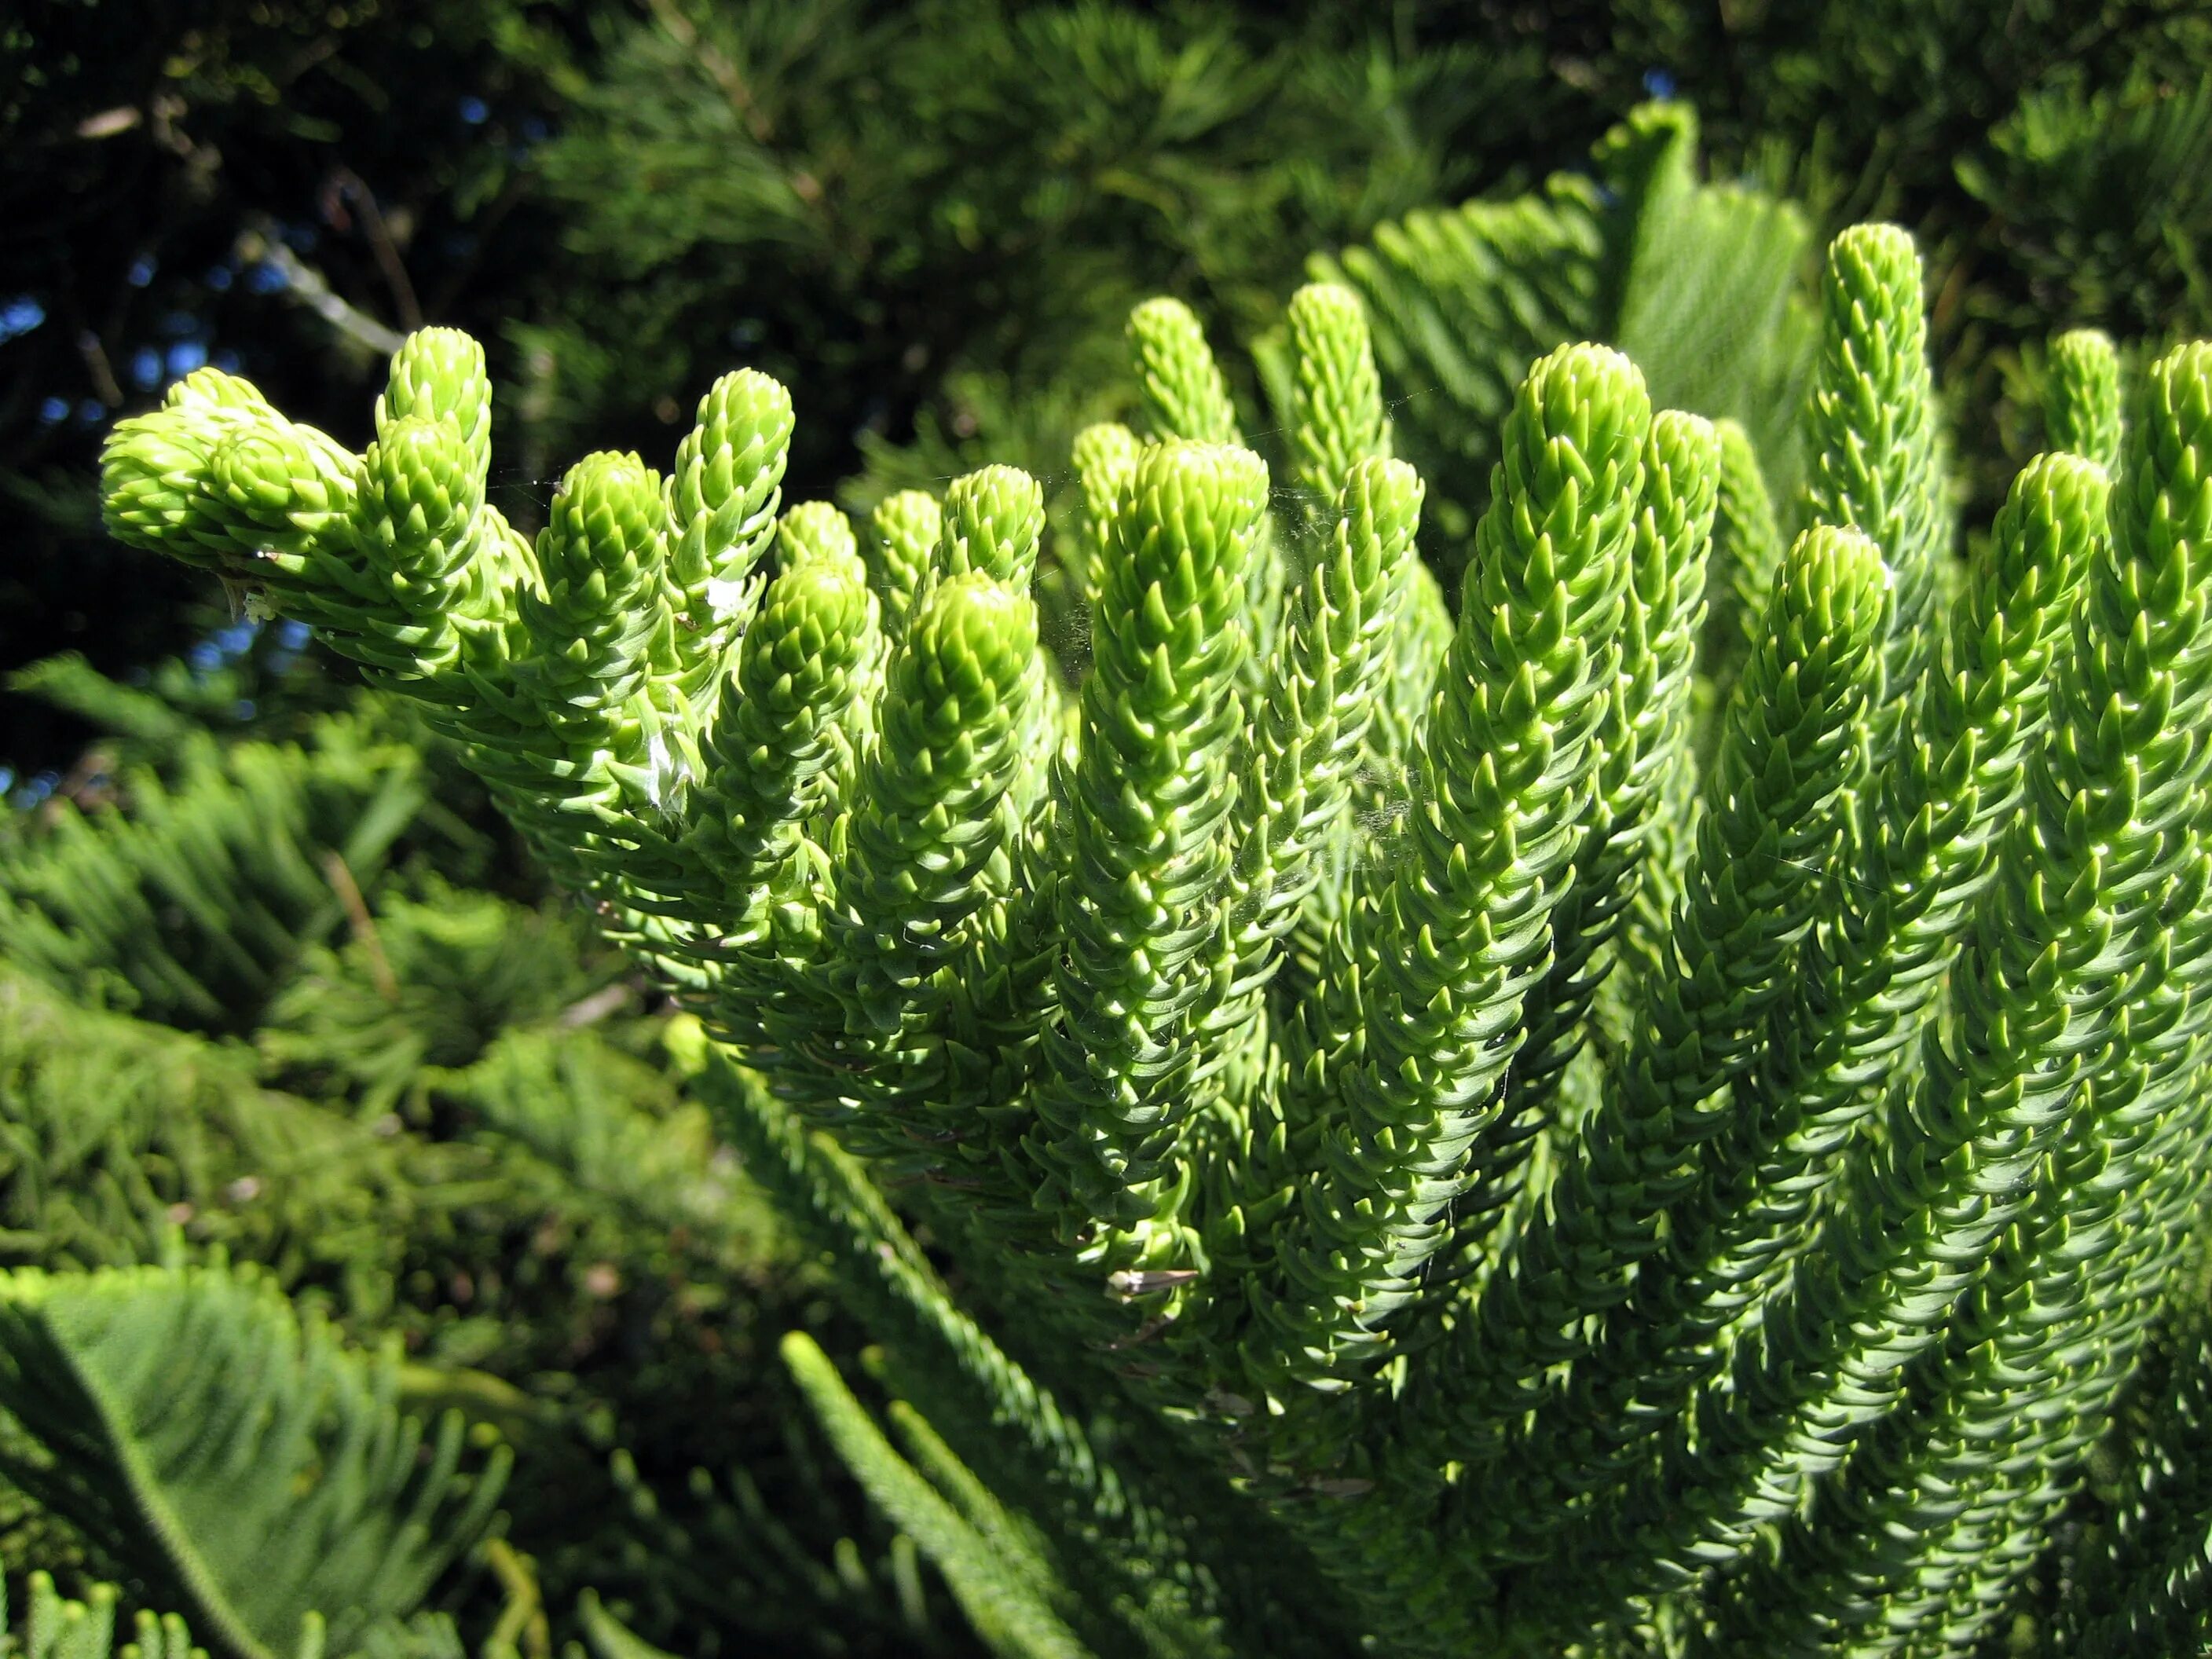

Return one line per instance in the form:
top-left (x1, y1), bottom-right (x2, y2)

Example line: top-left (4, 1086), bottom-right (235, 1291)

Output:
top-left (91, 174), bottom-right (2212, 1658)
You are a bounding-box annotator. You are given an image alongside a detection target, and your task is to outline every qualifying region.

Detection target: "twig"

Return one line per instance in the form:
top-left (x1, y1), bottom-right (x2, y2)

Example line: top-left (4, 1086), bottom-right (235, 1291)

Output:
top-left (558, 981), bottom-right (635, 1029)
top-left (326, 167), bottom-right (423, 330)
top-left (75, 107), bottom-right (141, 140)
top-left (236, 220), bottom-right (405, 357)
top-left (75, 328), bottom-right (123, 407)
top-left (482, 1539), bottom-right (552, 1659)
top-left (320, 850), bottom-right (400, 1002)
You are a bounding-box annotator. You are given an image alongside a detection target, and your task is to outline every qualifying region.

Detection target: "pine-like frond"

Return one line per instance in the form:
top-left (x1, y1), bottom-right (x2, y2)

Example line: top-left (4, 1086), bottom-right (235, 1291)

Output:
top-left (0, 722), bottom-right (427, 1034)
top-left (0, 971), bottom-right (448, 1298)
top-left (782, 1331), bottom-right (1093, 1659)
top-left (0, 1258), bottom-right (509, 1659)
top-left (92, 214), bottom-right (2212, 1659)
top-left (673, 1031), bottom-right (1236, 1659)
top-left (0, 1569), bottom-right (465, 1659)
top-left (2045, 327), bottom-right (2125, 471)
top-left (1311, 103), bottom-right (1814, 576)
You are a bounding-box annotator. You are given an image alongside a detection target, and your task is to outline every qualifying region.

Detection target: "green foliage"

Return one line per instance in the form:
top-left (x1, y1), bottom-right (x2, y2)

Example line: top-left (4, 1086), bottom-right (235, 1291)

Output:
top-left (782, 1333), bottom-right (1089, 1659)
top-left (0, 654), bottom-right (1002, 1658)
top-left (17, 0), bottom-right (2212, 797)
top-left (0, 718), bottom-right (426, 1034)
top-left (2043, 327), bottom-right (2125, 474)
top-left (1590, 0), bottom-right (2212, 518)
top-left (35, 9), bottom-right (2212, 1654)
top-left (1696, 418), bottom-right (1786, 709)
top-left (259, 879), bottom-right (614, 1110)
top-left (0, 1257), bottom-right (507, 1659)
top-left (528, 1), bottom-right (1573, 502)
top-left (1955, 66), bottom-right (2212, 348)
top-left (1498, 447), bottom-right (2111, 1573)
top-left (0, 1561), bottom-right (474, 1659)
top-left (0, 0), bottom-right (577, 732)
top-left (91, 186), bottom-right (2212, 1659)
top-left (1278, 344), bottom-right (1651, 1397)
top-left (0, 971), bottom-right (450, 1307)
top-left (1313, 104), bottom-right (1815, 577)
top-left (2063, 1294), bottom-right (2212, 1656)
top-left (1799, 223), bottom-right (1950, 744)
top-left (674, 1032), bottom-right (1243, 1659)
top-left (0, 1569), bottom-right (334, 1659)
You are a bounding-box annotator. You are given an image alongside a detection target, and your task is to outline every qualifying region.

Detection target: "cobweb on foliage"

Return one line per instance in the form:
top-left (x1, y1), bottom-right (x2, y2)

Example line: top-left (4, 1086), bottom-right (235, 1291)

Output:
top-left (485, 471), bottom-right (566, 526)
top-left (1346, 760), bottom-right (1429, 883)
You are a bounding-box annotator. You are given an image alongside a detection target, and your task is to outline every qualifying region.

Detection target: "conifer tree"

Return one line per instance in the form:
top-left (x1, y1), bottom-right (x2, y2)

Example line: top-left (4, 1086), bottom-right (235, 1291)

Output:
top-left (88, 194), bottom-right (2212, 1657)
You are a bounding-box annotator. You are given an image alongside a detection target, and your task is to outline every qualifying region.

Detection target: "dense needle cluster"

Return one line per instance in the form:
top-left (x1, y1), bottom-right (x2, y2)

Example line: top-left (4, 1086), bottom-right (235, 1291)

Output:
top-left (98, 218), bottom-right (2212, 1657)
